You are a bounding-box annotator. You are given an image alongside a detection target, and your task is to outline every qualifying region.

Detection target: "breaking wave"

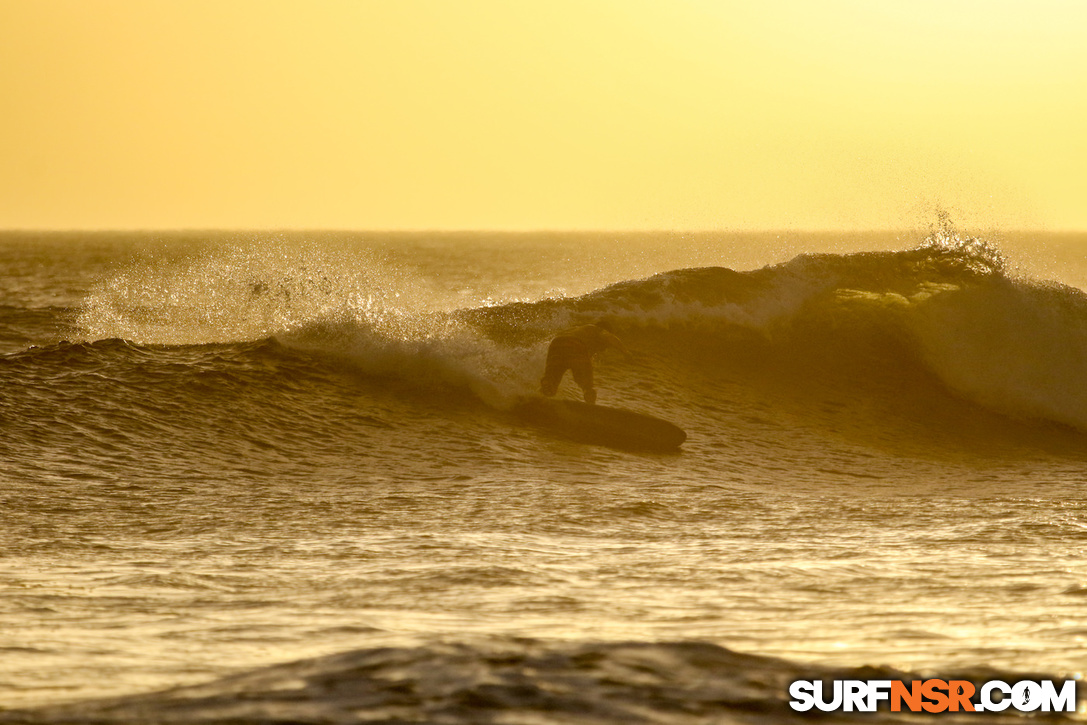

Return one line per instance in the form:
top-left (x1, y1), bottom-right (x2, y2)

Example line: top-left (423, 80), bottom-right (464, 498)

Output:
top-left (9, 230), bottom-right (1087, 459)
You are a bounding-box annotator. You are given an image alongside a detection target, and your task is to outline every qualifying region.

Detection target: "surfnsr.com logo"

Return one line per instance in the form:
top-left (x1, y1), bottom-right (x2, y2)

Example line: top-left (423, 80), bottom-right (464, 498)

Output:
top-left (788, 679), bottom-right (1077, 713)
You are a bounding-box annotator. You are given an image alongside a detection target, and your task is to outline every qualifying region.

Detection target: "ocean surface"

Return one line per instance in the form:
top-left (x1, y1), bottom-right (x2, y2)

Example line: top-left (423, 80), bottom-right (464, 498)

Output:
top-left (2, 227), bottom-right (1087, 722)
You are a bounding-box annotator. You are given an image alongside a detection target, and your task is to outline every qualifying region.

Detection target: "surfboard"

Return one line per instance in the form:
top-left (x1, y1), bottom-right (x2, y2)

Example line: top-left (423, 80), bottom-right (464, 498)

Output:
top-left (514, 396), bottom-right (686, 451)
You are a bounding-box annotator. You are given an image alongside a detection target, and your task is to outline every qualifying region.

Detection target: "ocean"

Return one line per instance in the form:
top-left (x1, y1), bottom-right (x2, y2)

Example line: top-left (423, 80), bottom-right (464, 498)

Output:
top-left (2, 227), bottom-right (1087, 723)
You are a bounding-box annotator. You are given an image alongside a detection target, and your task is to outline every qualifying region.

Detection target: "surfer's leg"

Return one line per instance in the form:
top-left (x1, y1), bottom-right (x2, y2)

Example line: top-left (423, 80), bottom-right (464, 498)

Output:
top-left (571, 361), bottom-right (595, 404)
top-left (540, 337), bottom-right (587, 398)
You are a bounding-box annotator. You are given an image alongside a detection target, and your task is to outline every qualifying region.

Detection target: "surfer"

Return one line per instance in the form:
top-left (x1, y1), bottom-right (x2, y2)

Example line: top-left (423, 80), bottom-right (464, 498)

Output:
top-left (540, 321), bottom-right (632, 405)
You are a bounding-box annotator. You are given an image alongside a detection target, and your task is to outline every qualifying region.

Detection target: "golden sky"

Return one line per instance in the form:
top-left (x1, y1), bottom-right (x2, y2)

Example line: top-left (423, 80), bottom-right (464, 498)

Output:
top-left (2, 0), bottom-right (1085, 230)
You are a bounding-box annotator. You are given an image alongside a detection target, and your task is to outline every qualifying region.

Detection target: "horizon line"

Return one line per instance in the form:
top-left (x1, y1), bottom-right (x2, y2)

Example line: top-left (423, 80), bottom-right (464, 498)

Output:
top-left (2, 226), bottom-right (1084, 235)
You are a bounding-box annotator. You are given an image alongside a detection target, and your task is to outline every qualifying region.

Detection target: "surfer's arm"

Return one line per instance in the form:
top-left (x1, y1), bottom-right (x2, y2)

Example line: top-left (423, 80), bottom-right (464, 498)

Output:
top-left (602, 331), bottom-right (633, 360)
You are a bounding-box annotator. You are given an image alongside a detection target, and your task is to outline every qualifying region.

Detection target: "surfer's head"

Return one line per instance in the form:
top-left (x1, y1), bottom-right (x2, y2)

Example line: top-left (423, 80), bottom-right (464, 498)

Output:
top-left (594, 319), bottom-right (614, 334)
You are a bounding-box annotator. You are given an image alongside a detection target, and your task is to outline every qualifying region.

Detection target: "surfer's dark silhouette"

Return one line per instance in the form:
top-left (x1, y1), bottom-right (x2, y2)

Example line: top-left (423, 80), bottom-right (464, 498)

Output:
top-left (540, 320), bottom-right (632, 405)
